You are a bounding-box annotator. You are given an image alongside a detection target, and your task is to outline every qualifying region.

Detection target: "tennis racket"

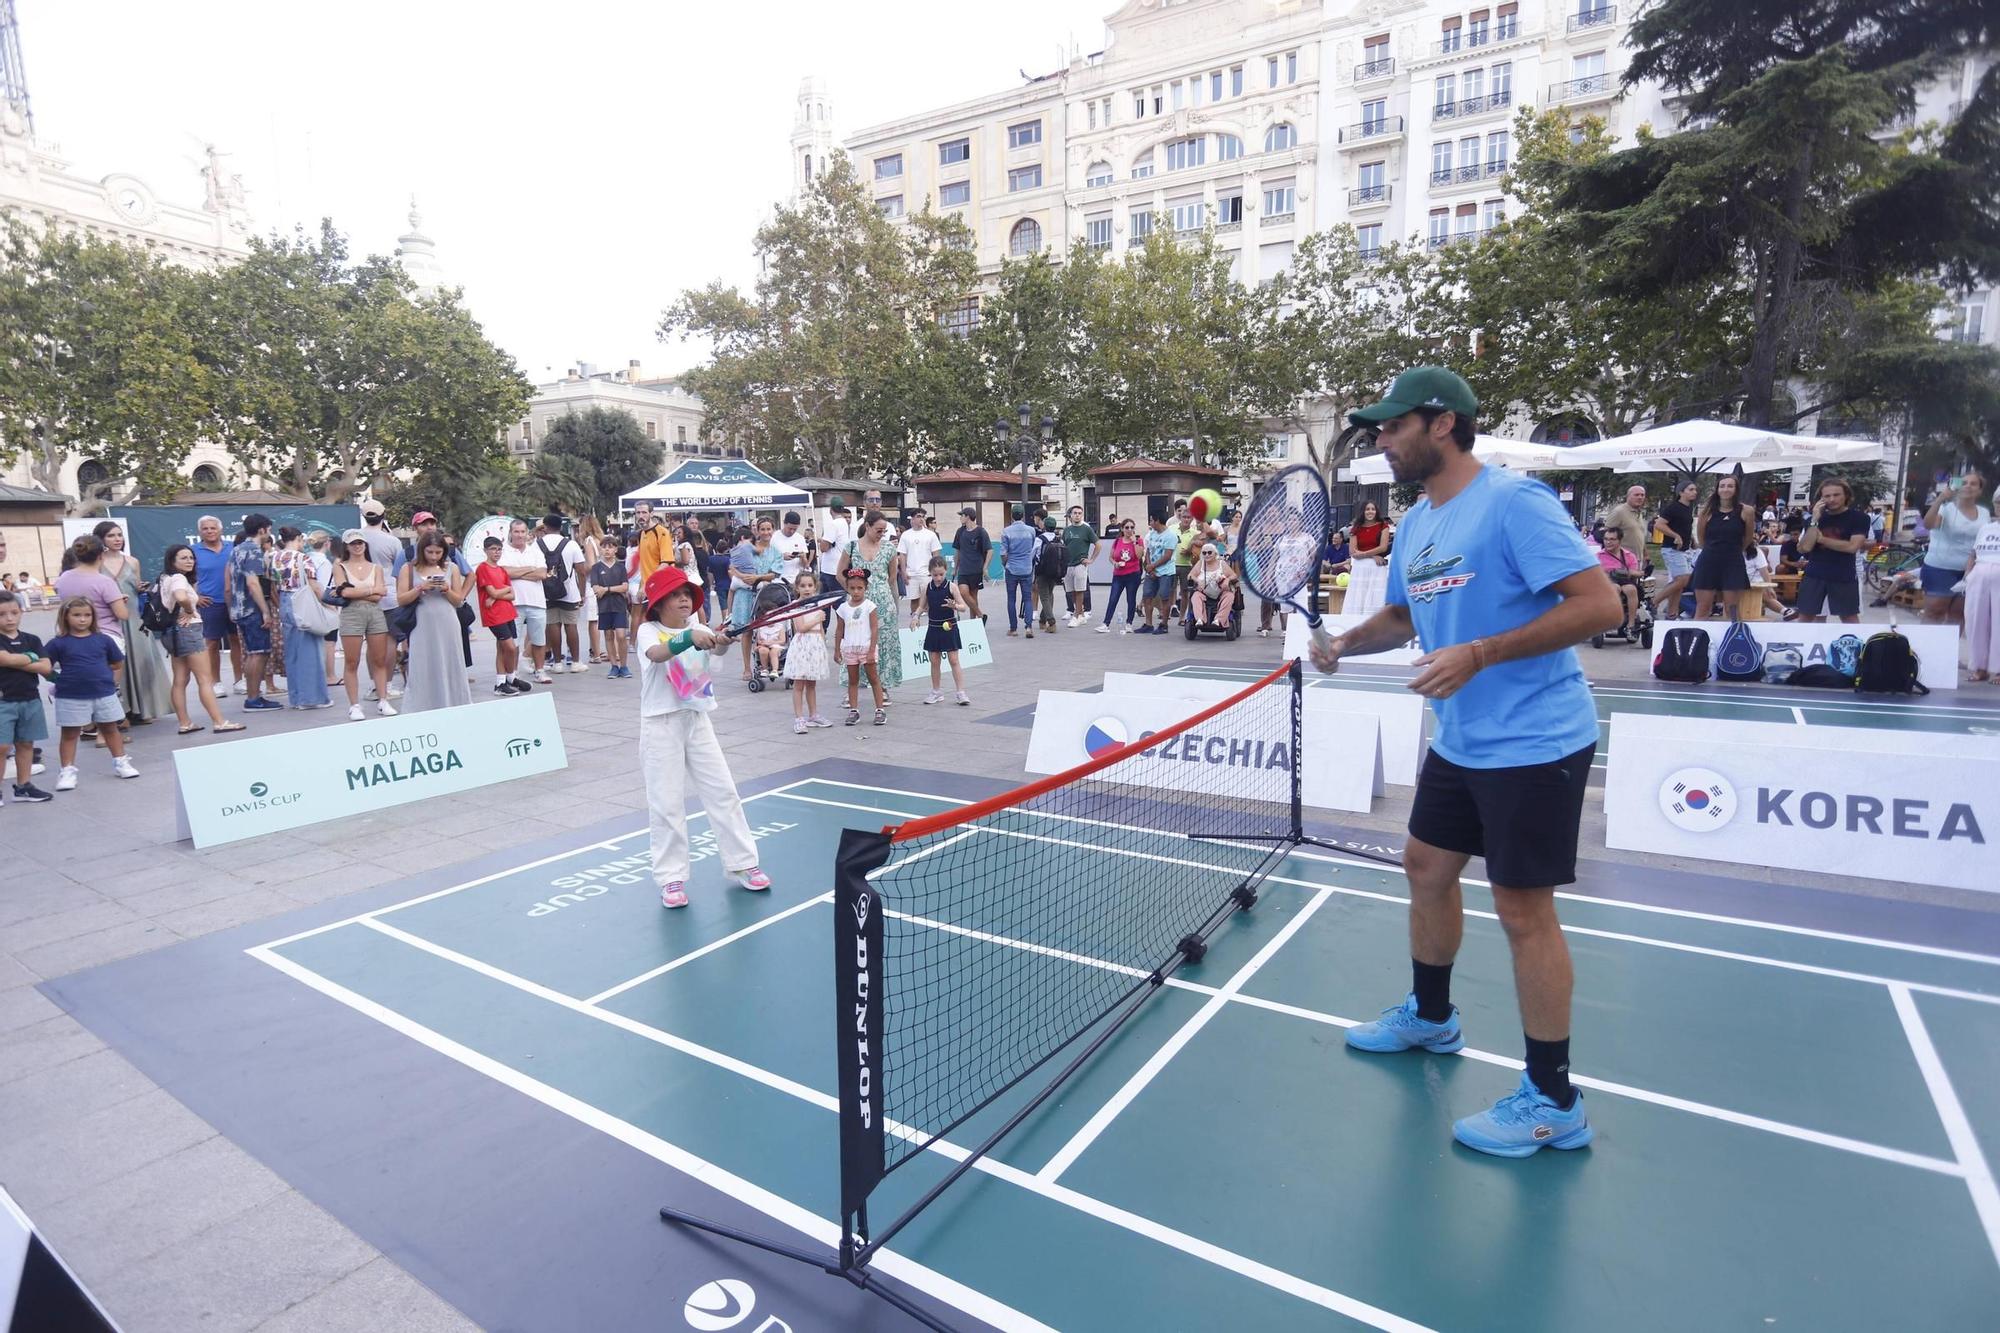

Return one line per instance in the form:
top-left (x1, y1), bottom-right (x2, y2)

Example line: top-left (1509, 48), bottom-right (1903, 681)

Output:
top-left (1236, 463), bottom-right (1335, 659)
top-left (722, 588), bottom-right (847, 640)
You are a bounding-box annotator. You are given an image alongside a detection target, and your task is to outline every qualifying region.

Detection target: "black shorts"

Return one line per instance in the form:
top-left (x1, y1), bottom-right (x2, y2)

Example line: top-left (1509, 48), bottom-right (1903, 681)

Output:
top-left (1794, 575), bottom-right (1860, 617)
top-left (956, 570), bottom-right (984, 591)
top-left (488, 621), bottom-right (517, 642)
top-left (1408, 743), bottom-right (1596, 887)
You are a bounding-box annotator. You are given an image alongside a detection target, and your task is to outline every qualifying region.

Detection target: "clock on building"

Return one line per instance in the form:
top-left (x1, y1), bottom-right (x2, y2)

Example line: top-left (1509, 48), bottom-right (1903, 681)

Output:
top-left (104, 175), bottom-right (155, 222)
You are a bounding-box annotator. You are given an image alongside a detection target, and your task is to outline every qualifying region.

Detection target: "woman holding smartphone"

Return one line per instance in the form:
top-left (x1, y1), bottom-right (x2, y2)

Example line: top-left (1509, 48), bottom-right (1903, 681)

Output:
top-left (396, 534), bottom-right (471, 714)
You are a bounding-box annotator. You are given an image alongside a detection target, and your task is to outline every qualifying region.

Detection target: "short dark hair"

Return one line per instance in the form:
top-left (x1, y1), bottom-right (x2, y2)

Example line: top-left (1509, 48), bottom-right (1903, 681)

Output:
top-left (0, 589), bottom-right (18, 610)
top-left (783, 510), bottom-right (800, 525)
top-left (242, 513), bottom-right (273, 536)
top-left (1416, 407), bottom-right (1478, 450)
top-left (543, 513), bottom-right (566, 531)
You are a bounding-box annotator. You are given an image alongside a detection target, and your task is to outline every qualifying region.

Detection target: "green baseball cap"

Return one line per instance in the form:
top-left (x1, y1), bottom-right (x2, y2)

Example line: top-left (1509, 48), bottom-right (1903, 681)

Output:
top-left (1347, 366), bottom-right (1478, 427)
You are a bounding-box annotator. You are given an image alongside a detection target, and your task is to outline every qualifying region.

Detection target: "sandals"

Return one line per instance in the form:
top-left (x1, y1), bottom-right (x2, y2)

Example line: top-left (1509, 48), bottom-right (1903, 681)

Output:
top-left (213, 722), bottom-right (247, 733)
top-left (177, 724), bottom-right (205, 735)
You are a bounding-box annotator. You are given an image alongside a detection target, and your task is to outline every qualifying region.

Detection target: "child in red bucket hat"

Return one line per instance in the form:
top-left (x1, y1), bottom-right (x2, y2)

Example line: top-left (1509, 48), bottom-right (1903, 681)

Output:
top-left (637, 565), bottom-right (772, 909)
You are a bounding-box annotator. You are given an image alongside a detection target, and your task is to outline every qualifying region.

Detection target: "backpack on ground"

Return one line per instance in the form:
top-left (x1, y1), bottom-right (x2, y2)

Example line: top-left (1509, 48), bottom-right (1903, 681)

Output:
top-left (1036, 534), bottom-right (1067, 582)
top-left (1761, 643), bottom-right (1804, 685)
top-left (1855, 630), bottom-right (1928, 695)
top-left (1787, 664), bottom-right (1855, 689)
top-left (1829, 634), bottom-right (1863, 679)
top-left (1653, 627), bottom-right (1711, 683)
top-left (536, 535), bottom-right (573, 605)
top-left (1714, 621), bottom-right (1765, 682)
top-left (139, 584), bottom-right (178, 634)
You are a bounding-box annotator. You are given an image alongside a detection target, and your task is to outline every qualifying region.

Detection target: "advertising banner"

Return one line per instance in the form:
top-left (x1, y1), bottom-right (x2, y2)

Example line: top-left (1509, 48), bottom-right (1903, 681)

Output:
top-left (898, 613), bottom-right (993, 679)
top-left (1104, 671), bottom-right (1425, 786)
top-left (1603, 712), bottom-right (1997, 893)
top-left (1025, 688), bottom-right (1380, 813)
top-left (110, 504), bottom-right (362, 567)
top-left (172, 694), bottom-right (569, 848)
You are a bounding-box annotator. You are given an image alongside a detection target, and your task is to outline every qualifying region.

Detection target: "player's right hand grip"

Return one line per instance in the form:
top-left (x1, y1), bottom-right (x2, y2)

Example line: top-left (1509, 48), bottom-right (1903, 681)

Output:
top-left (1307, 619), bottom-right (1338, 673)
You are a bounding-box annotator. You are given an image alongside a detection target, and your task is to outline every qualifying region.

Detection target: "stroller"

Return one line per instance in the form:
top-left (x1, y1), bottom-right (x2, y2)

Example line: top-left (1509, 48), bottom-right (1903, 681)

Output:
top-left (1592, 564), bottom-right (1656, 650)
top-left (745, 581), bottom-right (794, 693)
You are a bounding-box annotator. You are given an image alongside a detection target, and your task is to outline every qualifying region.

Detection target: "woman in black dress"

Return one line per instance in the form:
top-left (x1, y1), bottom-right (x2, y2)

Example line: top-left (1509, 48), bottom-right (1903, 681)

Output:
top-left (1691, 474), bottom-right (1756, 622)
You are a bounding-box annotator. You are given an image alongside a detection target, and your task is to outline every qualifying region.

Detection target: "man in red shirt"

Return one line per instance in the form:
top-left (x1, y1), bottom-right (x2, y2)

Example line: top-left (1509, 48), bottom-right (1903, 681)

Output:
top-left (474, 536), bottom-right (528, 695)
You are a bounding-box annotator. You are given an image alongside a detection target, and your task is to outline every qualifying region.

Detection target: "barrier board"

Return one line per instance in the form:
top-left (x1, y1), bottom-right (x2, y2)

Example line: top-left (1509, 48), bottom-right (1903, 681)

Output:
top-left (1282, 612), bottom-right (1424, 666)
top-left (1026, 688), bottom-right (1380, 813)
top-left (172, 694), bottom-right (569, 848)
top-left (1603, 712), bottom-right (1997, 893)
top-left (898, 613), bottom-right (993, 679)
top-left (1103, 671), bottom-right (1424, 787)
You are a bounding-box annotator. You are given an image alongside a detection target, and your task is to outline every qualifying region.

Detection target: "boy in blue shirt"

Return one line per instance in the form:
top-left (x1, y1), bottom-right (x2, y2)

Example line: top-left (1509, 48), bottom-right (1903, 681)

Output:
top-left (1310, 367), bottom-right (1623, 1158)
top-left (1140, 513), bottom-right (1178, 634)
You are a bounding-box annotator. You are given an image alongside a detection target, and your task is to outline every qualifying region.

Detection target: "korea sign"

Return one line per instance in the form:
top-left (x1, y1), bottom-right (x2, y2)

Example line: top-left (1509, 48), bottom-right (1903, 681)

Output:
top-left (1025, 688), bottom-right (1380, 813)
top-left (172, 694), bottom-right (569, 848)
top-left (1604, 712), bottom-right (1997, 894)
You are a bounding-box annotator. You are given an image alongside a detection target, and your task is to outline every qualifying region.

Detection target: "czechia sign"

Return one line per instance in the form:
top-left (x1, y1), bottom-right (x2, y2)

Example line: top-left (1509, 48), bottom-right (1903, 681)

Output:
top-left (1606, 713), bottom-right (1998, 894)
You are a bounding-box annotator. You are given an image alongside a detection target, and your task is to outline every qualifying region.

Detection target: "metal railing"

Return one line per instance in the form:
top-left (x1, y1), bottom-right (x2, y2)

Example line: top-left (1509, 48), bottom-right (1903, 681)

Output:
top-left (1426, 227), bottom-right (1496, 250)
top-left (1550, 73), bottom-right (1612, 101)
top-left (1358, 247), bottom-right (1384, 265)
top-left (1348, 184), bottom-right (1391, 206)
top-left (1433, 89), bottom-right (1514, 120)
top-left (1497, 17), bottom-right (1519, 39)
top-left (1339, 115), bottom-right (1404, 143)
top-left (1568, 5), bottom-right (1616, 33)
top-left (1354, 57), bottom-right (1394, 82)
top-left (1261, 211), bottom-right (1296, 227)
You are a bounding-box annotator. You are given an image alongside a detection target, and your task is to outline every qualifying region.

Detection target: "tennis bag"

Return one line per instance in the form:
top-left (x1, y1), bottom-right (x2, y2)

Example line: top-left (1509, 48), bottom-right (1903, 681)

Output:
top-left (1829, 633), bottom-right (1863, 679)
top-left (1713, 621), bottom-right (1765, 682)
top-left (1761, 643), bottom-right (1804, 685)
top-left (1786, 664), bottom-right (1856, 688)
top-left (1653, 627), bottom-right (1711, 683)
top-left (1855, 630), bottom-right (1929, 695)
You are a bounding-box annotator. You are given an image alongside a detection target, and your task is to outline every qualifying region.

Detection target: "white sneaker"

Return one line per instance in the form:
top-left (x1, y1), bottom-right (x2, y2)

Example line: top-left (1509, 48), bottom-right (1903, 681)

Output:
top-left (924, 689), bottom-right (944, 705)
top-left (112, 756), bottom-right (139, 779)
top-left (377, 700), bottom-right (397, 716)
top-left (348, 704), bottom-right (364, 721)
top-left (1120, 625), bottom-right (1134, 634)
top-left (386, 686), bottom-right (404, 700)
top-left (233, 679), bottom-right (249, 695)
top-left (571, 661), bottom-right (589, 673)
top-left (1095, 623), bottom-right (1111, 634)
top-left (55, 765), bottom-right (78, 791)
top-left (533, 671), bottom-right (553, 685)
top-left (30, 761), bottom-right (45, 776)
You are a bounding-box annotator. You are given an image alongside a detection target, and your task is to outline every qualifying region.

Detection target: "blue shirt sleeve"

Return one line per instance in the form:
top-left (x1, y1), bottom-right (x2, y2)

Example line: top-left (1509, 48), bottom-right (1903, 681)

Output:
top-left (1385, 519), bottom-right (1411, 607)
top-left (1503, 481), bottom-right (1599, 593)
top-left (102, 633), bottom-right (124, 665)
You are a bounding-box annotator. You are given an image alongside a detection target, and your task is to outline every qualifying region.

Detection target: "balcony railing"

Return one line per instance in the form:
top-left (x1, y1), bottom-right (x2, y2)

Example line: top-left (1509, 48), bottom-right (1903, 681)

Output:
top-left (1348, 184), bottom-right (1391, 206)
top-left (1550, 73), bottom-right (1613, 102)
top-left (1354, 56), bottom-right (1394, 82)
top-left (1497, 17), bottom-right (1519, 39)
top-left (1568, 4), bottom-right (1616, 33)
top-left (1432, 89), bottom-right (1514, 121)
top-left (1438, 25), bottom-right (1506, 55)
top-left (1339, 115), bottom-right (1404, 143)
top-left (1429, 168), bottom-right (1451, 186)
top-left (1358, 247), bottom-right (1384, 265)
top-left (1427, 226), bottom-right (1498, 250)
top-left (1261, 211), bottom-right (1297, 227)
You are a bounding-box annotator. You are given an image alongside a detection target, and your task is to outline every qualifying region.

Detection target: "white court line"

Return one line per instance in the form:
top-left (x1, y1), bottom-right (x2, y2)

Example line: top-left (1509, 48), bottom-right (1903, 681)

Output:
top-left (1792, 706), bottom-right (1809, 724)
top-left (245, 944), bottom-right (1058, 1333)
top-left (270, 926), bottom-right (1431, 1332)
top-left (585, 892), bottom-right (836, 1007)
top-left (252, 778), bottom-right (820, 952)
top-left (1889, 985), bottom-right (2000, 1269)
top-left (1038, 888), bottom-right (1335, 1183)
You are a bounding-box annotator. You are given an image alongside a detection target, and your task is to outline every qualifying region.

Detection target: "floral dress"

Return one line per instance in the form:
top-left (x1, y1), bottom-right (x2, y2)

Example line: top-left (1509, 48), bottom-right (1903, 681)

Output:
top-left (845, 539), bottom-right (902, 691)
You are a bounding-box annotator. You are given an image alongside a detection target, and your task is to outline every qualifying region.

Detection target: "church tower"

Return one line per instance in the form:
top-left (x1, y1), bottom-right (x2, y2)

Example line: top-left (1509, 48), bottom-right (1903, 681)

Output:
top-left (790, 76), bottom-right (834, 201)
top-left (394, 197), bottom-right (447, 298)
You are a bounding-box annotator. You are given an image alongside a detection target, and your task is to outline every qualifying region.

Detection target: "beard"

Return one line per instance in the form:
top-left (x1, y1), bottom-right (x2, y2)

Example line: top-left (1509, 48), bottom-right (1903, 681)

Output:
top-left (1386, 435), bottom-right (1447, 484)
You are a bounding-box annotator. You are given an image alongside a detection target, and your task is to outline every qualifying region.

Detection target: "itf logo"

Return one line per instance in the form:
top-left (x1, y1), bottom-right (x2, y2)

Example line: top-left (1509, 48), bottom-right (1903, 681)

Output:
top-left (1084, 716), bottom-right (1128, 758)
top-left (684, 1278), bottom-right (755, 1330)
top-left (1659, 767), bottom-right (1737, 832)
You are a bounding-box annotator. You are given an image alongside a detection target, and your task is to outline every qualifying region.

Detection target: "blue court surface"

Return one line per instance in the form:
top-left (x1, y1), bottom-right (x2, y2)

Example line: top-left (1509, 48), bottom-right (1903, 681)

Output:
top-left (176, 770), bottom-right (2000, 1331)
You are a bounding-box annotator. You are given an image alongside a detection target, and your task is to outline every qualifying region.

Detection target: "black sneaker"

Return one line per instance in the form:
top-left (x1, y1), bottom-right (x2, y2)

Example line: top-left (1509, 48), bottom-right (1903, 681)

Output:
top-left (494, 682), bottom-right (515, 695)
top-left (508, 678), bottom-right (531, 693)
top-left (10, 783), bottom-right (53, 803)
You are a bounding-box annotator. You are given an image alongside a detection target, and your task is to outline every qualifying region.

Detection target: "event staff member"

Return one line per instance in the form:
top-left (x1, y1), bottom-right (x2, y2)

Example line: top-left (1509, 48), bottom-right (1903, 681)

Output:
top-left (1794, 478), bottom-right (1871, 624)
top-left (629, 502), bottom-right (674, 585)
top-left (1309, 366), bottom-right (1621, 1158)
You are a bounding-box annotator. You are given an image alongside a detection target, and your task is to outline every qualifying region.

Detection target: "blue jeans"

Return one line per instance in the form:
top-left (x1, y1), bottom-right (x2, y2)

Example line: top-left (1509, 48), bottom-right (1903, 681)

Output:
top-left (1004, 573), bottom-right (1034, 630)
top-left (1103, 571), bottom-right (1140, 624)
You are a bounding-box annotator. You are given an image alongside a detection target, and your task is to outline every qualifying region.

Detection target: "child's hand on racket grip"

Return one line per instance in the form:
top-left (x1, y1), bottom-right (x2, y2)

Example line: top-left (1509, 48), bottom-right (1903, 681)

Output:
top-left (1307, 625), bottom-right (1343, 674)
top-left (689, 624), bottom-right (728, 650)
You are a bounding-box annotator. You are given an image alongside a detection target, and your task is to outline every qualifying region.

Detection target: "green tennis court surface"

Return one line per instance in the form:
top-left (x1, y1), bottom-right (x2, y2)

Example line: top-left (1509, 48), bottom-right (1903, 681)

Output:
top-left (245, 775), bottom-right (2000, 1330)
top-left (1162, 663), bottom-right (2000, 770)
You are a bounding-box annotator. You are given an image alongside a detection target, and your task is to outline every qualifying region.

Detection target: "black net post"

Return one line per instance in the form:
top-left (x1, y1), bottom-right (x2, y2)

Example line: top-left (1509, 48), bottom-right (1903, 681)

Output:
top-left (1288, 656), bottom-right (1305, 842)
top-left (833, 826), bottom-right (890, 1271)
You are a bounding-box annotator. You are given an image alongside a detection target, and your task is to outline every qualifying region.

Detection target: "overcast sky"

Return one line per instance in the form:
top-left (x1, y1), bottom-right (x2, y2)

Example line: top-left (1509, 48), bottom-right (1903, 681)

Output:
top-left (21, 0), bottom-right (1106, 383)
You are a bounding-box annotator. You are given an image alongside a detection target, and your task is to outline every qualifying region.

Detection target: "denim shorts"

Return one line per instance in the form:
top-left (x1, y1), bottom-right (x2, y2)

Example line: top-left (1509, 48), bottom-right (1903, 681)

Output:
top-left (1920, 561), bottom-right (1965, 597)
top-left (54, 694), bottom-right (123, 728)
top-left (597, 607), bottom-right (630, 631)
top-left (198, 601), bottom-right (233, 643)
top-left (235, 607), bottom-right (271, 655)
top-left (1660, 547), bottom-right (1694, 579)
top-left (166, 622), bottom-right (207, 658)
top-left (0, 696), bottom-right (48, 745)
top-left (1142, 572), bottom-right (1171, 600)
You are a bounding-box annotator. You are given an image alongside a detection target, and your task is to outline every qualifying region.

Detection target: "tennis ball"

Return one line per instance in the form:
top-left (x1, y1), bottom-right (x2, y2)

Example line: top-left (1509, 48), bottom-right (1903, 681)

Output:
top-left (1189, 488), bottom-right (1223, 523)
top-left (1335, 572), bottom-right (1351, 588)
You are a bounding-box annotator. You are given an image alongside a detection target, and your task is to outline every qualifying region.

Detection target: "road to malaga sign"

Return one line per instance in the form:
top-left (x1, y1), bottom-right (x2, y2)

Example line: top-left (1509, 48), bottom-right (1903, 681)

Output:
top-left (172, 694), bottom-right (569, 848)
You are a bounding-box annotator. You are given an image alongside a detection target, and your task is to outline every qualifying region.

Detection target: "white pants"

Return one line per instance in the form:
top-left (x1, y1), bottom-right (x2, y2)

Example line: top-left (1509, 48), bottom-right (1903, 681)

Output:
top-left (1967, 565), bottom-right (2000, 674)
top-left (641, 710), bottom-right (759, 886)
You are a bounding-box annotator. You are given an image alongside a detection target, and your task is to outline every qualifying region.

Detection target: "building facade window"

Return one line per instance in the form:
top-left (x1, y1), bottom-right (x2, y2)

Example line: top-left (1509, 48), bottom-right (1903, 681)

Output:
top-left (1130, 208), bottom-right (1155, 239)
top-left (1492, 62), bottom-right (1513, 99)
top-left (1132, 149), bottom-right (1155, 179)
top-left (1428, 208), bottom-right (1449, 247)
top-left (1165, 136), bottom-right (1206, 171)
top-left (1286, 51), bottom-right (1299, 83)
top-left (1362, 98), bottom-right (1388, 131)
top-left (1009, 218), bottom-right (1043, 255)
top-left (1230, 64), bottom-right (1244, 96)
top-left (1133, 92), bottom-right (1147, 119)
top-left (1217, 190), bottom-right (1243, 224)
top-left (1262, 182), bottom-right (1296, 217)
top-left (1441, 16), bottom-right (1462, 52)
top-left (1498, 1), bottom-right (1519, 38)
top-left (939, 180), bottom-right (971, 207)
top-left (1085, 161), bottom-right (1114, 187)
top-left (1357, 160), bottom-right (1386, 199)
top-left (940, 137), bottom-right (970, 165)
top-left (1172, 80), bottom-right (1186, 110)
top-left (1482, 198), bottom-right (1506, 230)
top-left (1087, 101), bottom-right (1098, 130)
top-left (1008, 119), bottom-right (1042, 148)
top-left (645, 420), bottom-right (657, 439)
top-left (1210, 70), bottom-right (1223, 101)
top-left (1487, 130), bottom-right (1509, 171)
top-left (1268, 55), bottom-right (1280, 87)
top-left (1430, 140), bottom-right (1453, 182)
top-left (878, 195), bottom-right (904, 219)
top-left (1435, 74), bottom-right (1455, 114)
top-left (874, 153), bottom-right (903, 180)
top-left (676, 425), bottom-right (687, 444)
top-left (1216, 133), bottom-right (1244, 161)
top-left (1169, 196), bottom-right (1205, 232)
top-left (1464, 67), bottom-right (1486, 102)
top-left (941, 296), bottom-right (980, 338)
top-left (1265, 122), bottom-right (1297, 151)
top-left (1357, 222), bottom-right (1383, 257)
top-left (1085, 215), bottom-right (1112, 249)
top-left (1007, 164), bottom-right (1043, 192)
top-left (1469, 9), bottom-right (1491, 45)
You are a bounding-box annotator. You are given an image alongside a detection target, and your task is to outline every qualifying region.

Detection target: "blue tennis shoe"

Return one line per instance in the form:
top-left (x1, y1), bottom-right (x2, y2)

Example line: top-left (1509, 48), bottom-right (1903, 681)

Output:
top-left (1344, 994), bottom-right (1465, 1054)
top-left (1453, 1073), bottom-right (1593, 1158)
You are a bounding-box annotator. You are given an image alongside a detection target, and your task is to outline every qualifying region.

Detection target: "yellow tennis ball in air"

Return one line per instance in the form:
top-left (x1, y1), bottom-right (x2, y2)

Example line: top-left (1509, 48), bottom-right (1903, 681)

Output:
top-left (1189, 488), bottom-right (1224, 523)
top-left (1335, 572), bottom-right (1351, 588)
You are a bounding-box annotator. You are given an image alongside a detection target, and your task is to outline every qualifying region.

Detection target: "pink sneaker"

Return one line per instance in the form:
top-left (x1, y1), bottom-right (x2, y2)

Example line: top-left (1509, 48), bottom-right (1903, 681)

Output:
top-left (732, 867), bottom-right (772, 892)
top-left (660, 882), bottom-right (690, 909)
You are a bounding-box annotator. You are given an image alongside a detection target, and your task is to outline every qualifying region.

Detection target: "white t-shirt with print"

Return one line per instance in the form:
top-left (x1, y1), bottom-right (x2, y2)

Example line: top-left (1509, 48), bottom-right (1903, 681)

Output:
top-left (834, 599), bottom-right (876, 653)
top-left (772, 529), bottom-right (808, 582)
top-left (1973, 519), bottom-right (2000, 562)
top-left (637, 621), bottom-right (717, 716)
top-left (896, 527), bottom-right (942, 581)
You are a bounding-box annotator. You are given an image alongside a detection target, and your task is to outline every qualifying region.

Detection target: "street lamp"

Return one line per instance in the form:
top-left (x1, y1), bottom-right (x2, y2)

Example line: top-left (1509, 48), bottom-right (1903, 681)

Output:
top-left (994, 404), bottom-right (1056, 520)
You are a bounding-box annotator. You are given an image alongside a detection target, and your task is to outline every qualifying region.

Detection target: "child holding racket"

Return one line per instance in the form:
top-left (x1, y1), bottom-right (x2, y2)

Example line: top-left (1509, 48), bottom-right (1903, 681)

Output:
top-left (834, 567), bottom-right (886, 726)
top-left (635, 565), bottom-right (771, 909)
top-left (782, 572), bottom-right (833, 732)
top-left (920, 556), bottom-right (970, 705)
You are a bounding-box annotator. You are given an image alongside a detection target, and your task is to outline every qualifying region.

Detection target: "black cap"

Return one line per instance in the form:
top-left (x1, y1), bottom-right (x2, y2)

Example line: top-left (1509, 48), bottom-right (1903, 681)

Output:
top-left (960, 506), bottom-right (978, 518)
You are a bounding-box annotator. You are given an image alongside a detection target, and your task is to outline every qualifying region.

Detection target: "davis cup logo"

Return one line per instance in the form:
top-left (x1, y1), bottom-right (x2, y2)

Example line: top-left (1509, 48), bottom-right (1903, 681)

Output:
top-left (1084, 716), bottom-right (1128, 758)
top-left (1659, 767), bottom-right (1736, 832)
top-left (683, 1278), bottom-right (755, 1329)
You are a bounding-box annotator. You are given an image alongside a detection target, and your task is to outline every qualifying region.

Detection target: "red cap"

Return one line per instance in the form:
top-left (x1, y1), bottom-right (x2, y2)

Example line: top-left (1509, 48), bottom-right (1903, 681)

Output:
top-left (411, 510), bottom-right (436, 525)
top-left (643, 564), bottom-right (704, 615)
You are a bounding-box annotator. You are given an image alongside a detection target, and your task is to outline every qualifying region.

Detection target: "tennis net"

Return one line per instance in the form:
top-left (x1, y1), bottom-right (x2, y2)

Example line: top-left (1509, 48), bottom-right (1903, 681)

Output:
top-left (832, 659), bottom-right (1305, 1270)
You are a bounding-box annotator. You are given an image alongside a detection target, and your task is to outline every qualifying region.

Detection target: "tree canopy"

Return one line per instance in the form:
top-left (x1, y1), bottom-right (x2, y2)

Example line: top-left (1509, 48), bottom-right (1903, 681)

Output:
top-left (539, 406), bottom-right (663, 517)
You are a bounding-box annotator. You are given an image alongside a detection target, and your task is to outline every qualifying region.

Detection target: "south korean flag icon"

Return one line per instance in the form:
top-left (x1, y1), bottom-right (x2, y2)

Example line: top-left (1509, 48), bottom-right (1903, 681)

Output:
top-left (1658, 767), bottom-right (1737, 833)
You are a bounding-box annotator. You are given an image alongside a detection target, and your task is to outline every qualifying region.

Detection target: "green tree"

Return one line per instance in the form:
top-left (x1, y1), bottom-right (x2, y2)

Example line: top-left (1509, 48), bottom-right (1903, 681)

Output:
top-left (514, 452), bottom-right (597, 522)
top-left (0, 215), bottom-right (212, 505)
top-left (540, 406), bottom-right (662, 517)
top-left (661, 157), bottom-right (980, 480)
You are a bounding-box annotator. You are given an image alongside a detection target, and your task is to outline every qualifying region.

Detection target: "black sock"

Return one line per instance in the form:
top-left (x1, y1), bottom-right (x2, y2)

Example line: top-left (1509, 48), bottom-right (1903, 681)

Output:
top-left (1411, 960), bottom-right (1453, 1022)
top-left (1525, 1036), bottom-right (1575, 1108)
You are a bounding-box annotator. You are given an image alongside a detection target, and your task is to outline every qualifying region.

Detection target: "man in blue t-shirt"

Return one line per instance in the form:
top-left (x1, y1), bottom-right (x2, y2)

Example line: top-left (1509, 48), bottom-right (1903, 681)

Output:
top-left (1309, 366), bottom-right (1623, 1159)
top-left (998, 505), bottom-right (1038, 637)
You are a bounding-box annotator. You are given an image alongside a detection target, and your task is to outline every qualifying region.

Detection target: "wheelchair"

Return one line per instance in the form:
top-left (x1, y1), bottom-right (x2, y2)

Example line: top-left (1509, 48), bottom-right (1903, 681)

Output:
top-left (1591, 566), bottom-right (1655, 649)
top-left (1182, 584), bottom-right (1243, 641)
